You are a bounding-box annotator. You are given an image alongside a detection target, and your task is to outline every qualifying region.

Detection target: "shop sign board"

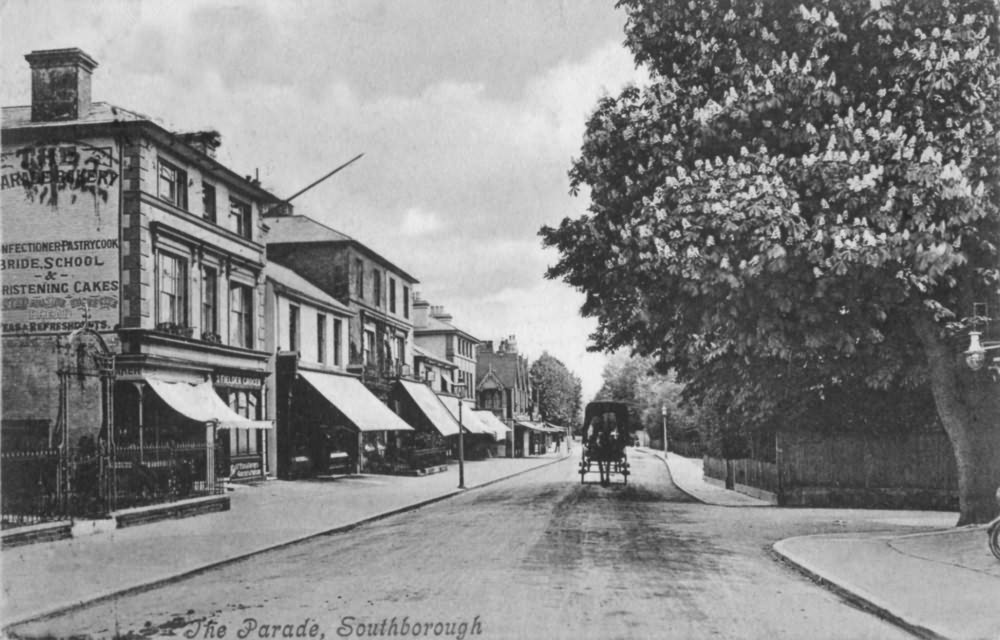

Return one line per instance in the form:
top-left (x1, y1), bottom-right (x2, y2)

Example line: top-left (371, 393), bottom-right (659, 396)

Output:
top-left (1, 138), bottom-right (121, 334)
top-left (230, 459), bottom-right (263, 480)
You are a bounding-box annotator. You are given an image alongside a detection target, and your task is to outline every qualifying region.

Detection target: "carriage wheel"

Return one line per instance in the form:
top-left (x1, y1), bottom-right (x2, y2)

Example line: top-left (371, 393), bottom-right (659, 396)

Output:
top-left (989, 521), bottom-right (1000, 560)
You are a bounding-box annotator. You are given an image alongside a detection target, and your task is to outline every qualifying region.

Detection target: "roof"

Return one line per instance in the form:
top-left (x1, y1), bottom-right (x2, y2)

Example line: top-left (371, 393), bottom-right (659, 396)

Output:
top-left (264, 262), bottom-right (353, 315)
top-left (414, 314), bottom-right (481, 343)
top-left (3, 102), bottom-right (149, 128)
top-left (264, 215), bottom-right (419, 283)
top-left (413, 344), bottom-right (456, 369)
top-left (476, 350), bottom-right (528, 389)
top-left (2, 102), bottom-right (282, 204)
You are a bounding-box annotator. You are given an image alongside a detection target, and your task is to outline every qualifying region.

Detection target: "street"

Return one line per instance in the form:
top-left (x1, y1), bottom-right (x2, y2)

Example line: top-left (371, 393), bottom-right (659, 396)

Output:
top-left (9, 450), bottom-right (921, 640)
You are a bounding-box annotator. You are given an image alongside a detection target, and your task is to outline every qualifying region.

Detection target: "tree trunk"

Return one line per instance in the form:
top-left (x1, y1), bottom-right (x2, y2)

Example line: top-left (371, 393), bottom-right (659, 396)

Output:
top-left (913, 315), bottom-right (1000, 526)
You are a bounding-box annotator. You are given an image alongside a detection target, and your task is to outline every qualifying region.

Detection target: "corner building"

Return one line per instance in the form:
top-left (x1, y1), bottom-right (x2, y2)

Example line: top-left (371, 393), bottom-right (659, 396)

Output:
top-left (1, 48), bottom-right (278, 493)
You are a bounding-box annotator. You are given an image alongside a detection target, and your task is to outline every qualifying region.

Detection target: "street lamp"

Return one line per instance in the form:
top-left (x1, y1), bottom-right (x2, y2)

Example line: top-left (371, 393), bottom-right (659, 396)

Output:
top-left (661, 404), bottom-right (668, 456)
top-left (453, 383), bottom-right (467, 489)
top-left (965, 331), bottom-right (1000, 376)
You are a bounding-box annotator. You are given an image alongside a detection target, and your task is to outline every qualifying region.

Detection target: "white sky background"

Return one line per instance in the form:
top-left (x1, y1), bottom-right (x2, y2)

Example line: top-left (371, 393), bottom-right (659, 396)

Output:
top-left (0, 0), bottom-right (647, 402)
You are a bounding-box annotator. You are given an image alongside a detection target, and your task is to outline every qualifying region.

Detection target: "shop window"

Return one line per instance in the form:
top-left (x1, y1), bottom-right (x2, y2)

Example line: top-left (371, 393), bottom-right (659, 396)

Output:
top-left (229, 197), bottom-right (252, 240)
top-left (333, 318), bottom-right (343, 366)
top-left (288, 304), bottom-right (300, 352)
top-left (158, 158), bottom-right (188, 209)
top-left (228, 391), bottom-right (259, 456)
top-left (157, 252), bottom-right (187, 326)
top-left (389, 278), bottom-right (397, 313)
top-left (403, 286), bottom-right (410, 318)
top-left (373, 269), bottom-right (382, 307)
top-left (202, 265), bottom-right (218, 334)
top-left (203, 182), bottom-right (217, 222)
top-left (229, 283), bottom-right (253, 348)
top-left (317, 313), bottom-right (327, 363)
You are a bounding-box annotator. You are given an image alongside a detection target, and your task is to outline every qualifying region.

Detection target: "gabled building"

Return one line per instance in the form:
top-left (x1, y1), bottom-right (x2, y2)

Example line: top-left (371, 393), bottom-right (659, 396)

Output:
top-left (263, 214), bottom-right (418, 402)
top-left (2, 49), bottom-right (277, 502)
top-left (476, 336), bottom-right (534, 456)
top-left (412, 296), bottom-right (479, 400)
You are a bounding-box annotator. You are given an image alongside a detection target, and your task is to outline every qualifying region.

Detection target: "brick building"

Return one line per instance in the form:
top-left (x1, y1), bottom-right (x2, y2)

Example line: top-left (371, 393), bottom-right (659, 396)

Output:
top-left (2, 49), bottom-right (277, 493)
top-left (262, 213), bottom-right (419, 402)
top-left (475, 336), bottom-right (536, 456)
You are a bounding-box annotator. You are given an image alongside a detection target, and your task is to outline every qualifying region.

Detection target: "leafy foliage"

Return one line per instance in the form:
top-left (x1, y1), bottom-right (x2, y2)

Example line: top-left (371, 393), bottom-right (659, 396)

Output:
top-left (542, 0), bottom-right (1000, 423)
top-left (529, 352), bottom-right (583, 427)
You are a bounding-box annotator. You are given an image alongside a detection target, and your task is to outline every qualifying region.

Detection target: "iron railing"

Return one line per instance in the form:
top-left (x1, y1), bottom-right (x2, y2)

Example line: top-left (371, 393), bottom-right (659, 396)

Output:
top-left (1, 442), bottom-right (221, 528)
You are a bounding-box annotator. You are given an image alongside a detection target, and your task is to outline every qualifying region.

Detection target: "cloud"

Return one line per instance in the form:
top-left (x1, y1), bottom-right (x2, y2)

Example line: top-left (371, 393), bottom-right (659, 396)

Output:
top-left (400, 207), bottom-right (442, 236)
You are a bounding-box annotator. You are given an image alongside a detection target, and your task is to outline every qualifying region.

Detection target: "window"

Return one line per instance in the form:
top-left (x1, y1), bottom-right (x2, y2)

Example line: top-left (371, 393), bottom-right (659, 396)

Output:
top-left (158, 158), bottom-right (187, 209)
top-left (373, 269), bottom-right (382, 307)
top-left (355, 259), bottom-right (364, 300)
top-left (395, 336), bottom-right (405, 366)
top-left (201, 266), bottom-right (217, 334)
top-left (228, 197), bottom-right (252, 240)
top-left (228, 391), bottom-right (259, 456)
top-left (203, 183), bottom-right (217, 222)
top-left (229, 283), bottom-right (253, 348)
top-left (403, 286), bottom-right (410, 319)
top-left (364, 329), bottom-right (375, 364)
top-left (333, 318), bottom-right (342, 366)
top-left (157, 252), bottom-right (187, 325)
top-left (288, 304), bottom-right (300, 352)
top-left (317, 313), bottom-right (327, 363)
top-left (389, 278), bottom-right (397, 313)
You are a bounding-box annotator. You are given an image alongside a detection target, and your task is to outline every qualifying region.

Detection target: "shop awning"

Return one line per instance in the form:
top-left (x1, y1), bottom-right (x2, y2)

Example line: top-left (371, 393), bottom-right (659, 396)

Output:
top-left (544, 422), bottom-right (567, 435)
top-left (398, 380), bottom-right (461, 437)
top-left (436, 394), bottom-right (490, 435)
top-left (146, 379), bottom-right (272, 430)
top-left (473, 410), bottom-right (511, 440)
top-left (299, 370), bottom-right (413, 432)
top-left (516, 420), bottom-right (551, 433)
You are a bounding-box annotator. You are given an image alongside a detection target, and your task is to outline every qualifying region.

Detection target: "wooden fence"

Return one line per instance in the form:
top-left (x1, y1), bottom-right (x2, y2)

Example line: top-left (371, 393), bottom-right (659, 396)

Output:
top-left (703, 430), bottom-right (958, 510)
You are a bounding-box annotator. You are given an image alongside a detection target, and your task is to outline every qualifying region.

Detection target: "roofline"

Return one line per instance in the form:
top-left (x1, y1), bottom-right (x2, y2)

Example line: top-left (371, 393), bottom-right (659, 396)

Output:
top-left (266, 277), bottom-right (355, 316)
top-left (2, 111), bottom-right (283, 205)
top-left (413, 327), bottom-right (481, 343)
top-left (267, 237), bottom-right (420, 284)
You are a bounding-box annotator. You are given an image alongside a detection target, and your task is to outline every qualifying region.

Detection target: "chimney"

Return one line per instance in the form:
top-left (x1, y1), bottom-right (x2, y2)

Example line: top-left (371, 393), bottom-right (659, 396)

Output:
top-left (412, 295), bottom-right (430, 327)
top-left (178, 130), bottom-right (222, 158)
top-left (430, 305), bottom-right (453, 323)
top-left (25, 48), bottom-right (98, 122)
top-left (482, 340), bottom-right (494, 353)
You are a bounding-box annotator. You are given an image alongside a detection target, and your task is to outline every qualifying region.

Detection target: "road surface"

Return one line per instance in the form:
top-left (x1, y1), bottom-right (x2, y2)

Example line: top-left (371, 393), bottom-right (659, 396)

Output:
top-left (9, 449), bottom-right (918, 639)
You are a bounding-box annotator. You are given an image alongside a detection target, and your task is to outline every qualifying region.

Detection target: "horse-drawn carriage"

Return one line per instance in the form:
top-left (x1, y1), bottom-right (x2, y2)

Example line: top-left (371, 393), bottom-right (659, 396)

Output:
top-left (579, 401), bottom-right (633, 486)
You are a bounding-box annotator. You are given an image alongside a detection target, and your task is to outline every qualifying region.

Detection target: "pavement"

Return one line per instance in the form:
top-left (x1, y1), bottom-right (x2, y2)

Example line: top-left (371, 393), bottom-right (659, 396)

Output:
top-left (0, 451), bottom-right (570, 630)
top-left (661, 450), bottom-right (1000, 640)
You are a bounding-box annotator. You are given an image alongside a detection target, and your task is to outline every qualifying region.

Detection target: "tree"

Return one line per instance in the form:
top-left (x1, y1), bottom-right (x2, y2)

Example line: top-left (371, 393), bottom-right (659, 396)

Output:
top-left (541, 0), bottom-right (1000, 524)
top-left (530, 352), bottom-right (583, 427)
top-left (595, 351), bottom-right (654, 402)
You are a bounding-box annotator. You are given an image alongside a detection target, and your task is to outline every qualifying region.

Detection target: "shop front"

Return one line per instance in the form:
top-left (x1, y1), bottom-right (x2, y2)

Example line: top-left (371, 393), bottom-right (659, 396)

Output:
top-left (275, 354), bottom-right (413, 478)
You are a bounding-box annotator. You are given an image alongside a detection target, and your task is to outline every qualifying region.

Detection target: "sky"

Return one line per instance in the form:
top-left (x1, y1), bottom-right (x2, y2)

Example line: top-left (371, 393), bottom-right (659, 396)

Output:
top-left (0, 0), bottom-right (646, 402)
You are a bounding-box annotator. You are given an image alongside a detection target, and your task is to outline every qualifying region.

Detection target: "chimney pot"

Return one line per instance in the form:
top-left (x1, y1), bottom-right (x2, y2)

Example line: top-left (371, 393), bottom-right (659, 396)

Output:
top-left (25, 48), bottom-right (98, 122)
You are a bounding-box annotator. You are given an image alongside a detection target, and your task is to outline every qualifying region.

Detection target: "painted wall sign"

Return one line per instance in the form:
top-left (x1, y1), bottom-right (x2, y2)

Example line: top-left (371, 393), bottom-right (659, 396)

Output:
top-left (0, 139), bottom-right (121, 334)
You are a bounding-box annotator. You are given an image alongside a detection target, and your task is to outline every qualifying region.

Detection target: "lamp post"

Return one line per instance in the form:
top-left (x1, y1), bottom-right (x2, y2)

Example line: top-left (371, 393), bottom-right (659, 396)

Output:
top-left (453, 383), bottom-right (467, 489)
top-left (661, 404), bottom-right (668, 456)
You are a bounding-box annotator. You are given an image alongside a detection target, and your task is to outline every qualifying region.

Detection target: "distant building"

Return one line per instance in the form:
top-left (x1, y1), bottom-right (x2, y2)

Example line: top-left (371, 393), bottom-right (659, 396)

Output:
top-left (263, 213), bottom-right (419, 402)
top-left (412, 295), bottom-right (479, 400)
top-left (476, 336), bottom-right (535, 456)
top-left (1, 48), bottom-right (278, 491)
